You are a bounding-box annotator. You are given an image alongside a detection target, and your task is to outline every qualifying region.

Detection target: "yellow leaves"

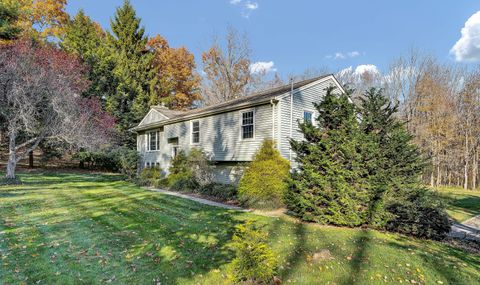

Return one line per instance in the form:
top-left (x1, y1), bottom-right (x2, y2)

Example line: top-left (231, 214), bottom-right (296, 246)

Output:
top-left (147, 34), bottom-right (201, 110)
top-left (6, 0), bottom-right (69, 40)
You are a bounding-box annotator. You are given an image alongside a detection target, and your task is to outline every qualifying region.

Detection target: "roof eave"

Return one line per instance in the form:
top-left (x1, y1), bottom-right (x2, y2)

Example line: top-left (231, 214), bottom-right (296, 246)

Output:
top-left (131, 98), bottom-right (274, 132)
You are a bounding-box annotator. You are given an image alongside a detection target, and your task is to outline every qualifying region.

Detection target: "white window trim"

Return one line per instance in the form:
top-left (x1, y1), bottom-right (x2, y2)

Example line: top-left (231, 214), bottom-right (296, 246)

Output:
top-left (239, 108), bottom-right (255, 141)
top-left (191, 120), bottom-right (200, 145)
top-left (147, 130), bottom-right (160, 152)
top-left (303, 109), bottom-right (315, 124)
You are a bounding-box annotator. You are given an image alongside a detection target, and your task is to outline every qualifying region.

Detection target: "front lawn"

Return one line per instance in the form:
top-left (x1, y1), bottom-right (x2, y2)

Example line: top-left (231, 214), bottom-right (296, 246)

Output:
top-left (1, 173), bottom-right (479, 284)
top-left (436, 186), bottom-right (480, 222)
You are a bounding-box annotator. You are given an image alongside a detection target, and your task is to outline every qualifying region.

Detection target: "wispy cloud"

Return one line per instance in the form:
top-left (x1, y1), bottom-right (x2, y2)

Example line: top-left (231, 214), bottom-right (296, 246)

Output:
top-left (451, 11), bottom-right (480, 62)
top-left (245, 1), bottom-right (258, 10)
top-left (250, 61), bottom-right (276, 74)
top-left (326, 51), bottom-right (362, 60)
top-left (229, 0), bottom-right (259, 18)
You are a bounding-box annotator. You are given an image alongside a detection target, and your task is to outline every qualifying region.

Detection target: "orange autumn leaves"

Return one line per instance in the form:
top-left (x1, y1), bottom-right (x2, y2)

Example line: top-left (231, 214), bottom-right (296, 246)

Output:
top-left (148, 35), bottom-right (201, 110)
top-left (5, 0), bottom-right (69, 40)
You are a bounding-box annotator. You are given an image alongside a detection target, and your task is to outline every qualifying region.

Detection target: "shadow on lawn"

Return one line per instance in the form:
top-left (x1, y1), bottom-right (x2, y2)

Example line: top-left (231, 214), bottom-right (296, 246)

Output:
top-left (386, 237), bottom-right (480, 284)
top-left (1, 173), bottom-right (243, 284)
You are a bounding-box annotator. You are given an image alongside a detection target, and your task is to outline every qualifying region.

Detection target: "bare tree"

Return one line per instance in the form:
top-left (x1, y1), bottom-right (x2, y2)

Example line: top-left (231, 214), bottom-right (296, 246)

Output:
top-left (201, 27), bottom-right (263, 105)
top-left (0, 40), bottom-right (115, 179)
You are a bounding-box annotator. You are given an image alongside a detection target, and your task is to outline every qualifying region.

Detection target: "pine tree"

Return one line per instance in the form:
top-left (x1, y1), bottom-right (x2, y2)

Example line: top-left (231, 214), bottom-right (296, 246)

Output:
top-left (0, 2), bottom-right (22, 42)
top-left (107, 0), bottom-right (155, 137)
top-left (61, 10), bottom-right (116, 100)
top-left (286, 88), bottom-right (370, 226)
top-left (358, 88), bottom-right (450, 238)
top-left (358, 88), bottom-right (426, 225)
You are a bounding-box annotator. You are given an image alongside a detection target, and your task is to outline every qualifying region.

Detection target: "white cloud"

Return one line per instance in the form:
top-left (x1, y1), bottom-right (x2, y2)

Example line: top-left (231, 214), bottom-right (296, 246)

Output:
top-left (326, 51), bottom-right (362, 60)
top-left (451, 11), bottom-right (480, 62)
top-left (230, 0), bottom-right (241, 4)
top-left (250, 61), bottom-right (276, 74)
top-left (245, 1), bottom-right (258, 10)
top-left (354, 64), bottom-right (379, 75)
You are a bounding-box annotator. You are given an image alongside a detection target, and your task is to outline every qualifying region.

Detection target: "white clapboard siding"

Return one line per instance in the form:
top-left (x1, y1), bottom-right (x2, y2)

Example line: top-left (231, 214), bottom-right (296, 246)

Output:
top-left (138, 103), bottom-right (274, 172)
top-left (278, 78), bottom-right (339, 161)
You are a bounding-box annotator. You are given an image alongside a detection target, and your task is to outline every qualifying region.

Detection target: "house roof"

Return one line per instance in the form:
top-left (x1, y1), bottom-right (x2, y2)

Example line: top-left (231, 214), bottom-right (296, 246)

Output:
top-left (132, 74), bottom-right (334, 132)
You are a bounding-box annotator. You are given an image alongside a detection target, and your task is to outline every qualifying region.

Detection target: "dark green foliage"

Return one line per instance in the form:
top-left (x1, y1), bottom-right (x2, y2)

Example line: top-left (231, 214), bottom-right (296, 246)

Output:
top-left (61, 10), bottom-right (116, 100)
top-left (167, 149), bottom-right (215, 192)
top-left (73, 146), bottom-right (139, 179)
top-left (167, 150), bottom-right (198, 192)
top-left (106, 0), bottom-right (155, 138)
top-left (238, 140), bottom-right (290, 209)
top-left (286, 88), bottom-right (370, 226)
top-left (287, 87), bottom-right (449, 239)
top-left (113, 146), bottom-right (140, 179)
top-left (73, 151), bottom-right (118, 170)
top-left (197, 182), bottom-right (237, 202)
top-left (358, 88), bottom-right (450, 238)
top-left (229, 220), bottom-right (277, 284)
top-left (138, 166), bottom-right (164, 186)
top-left (0, 2), bottom-right (21, 41)
top-left (385, 188), bottom-right (451, 240)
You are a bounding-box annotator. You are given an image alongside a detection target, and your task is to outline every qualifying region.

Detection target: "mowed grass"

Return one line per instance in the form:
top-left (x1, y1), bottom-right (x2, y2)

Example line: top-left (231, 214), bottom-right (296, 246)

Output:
top-left (436, 186), bottom-right (480, 222)
top-left (0, 173), bottom-right (478, 285)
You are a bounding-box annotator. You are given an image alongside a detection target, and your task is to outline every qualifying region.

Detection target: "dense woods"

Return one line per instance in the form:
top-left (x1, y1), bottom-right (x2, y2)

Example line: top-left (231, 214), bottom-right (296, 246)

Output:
top-left (339, 53), bottom-right (480, 189)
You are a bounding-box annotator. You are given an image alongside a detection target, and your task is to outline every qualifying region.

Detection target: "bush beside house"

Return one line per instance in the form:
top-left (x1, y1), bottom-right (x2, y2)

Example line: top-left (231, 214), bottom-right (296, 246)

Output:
top-left (238, 140), bottom-right (290, 209)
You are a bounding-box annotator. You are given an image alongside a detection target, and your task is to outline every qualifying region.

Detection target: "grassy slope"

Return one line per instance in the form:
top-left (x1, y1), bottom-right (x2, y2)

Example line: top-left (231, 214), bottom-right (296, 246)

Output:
top-left (436, 186), bottom-right (480, 222)
top-left (0, 173), bottom-right (478, 285)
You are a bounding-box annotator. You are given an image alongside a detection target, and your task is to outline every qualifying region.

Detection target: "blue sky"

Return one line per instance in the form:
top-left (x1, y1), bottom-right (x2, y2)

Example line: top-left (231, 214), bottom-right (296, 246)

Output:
top-left (66, 0), bottom-right (480, 77)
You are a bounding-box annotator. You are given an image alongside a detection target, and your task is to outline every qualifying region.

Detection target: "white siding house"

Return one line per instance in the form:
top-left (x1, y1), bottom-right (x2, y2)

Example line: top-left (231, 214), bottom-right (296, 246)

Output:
top-left (132, 75), bottom-right (345, 184)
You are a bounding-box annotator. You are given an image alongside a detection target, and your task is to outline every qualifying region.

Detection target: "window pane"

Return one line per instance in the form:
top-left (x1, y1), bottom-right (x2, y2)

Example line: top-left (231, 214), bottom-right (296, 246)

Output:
top-left (149, 132), bottom-right (157, 150)
top-left (193, 132), bottom-right (200, 143)
top-left (193, 121), bottom-right (199, 132)
top-left (242, 125), bottom-right (254, 139)
top-left (242, 111), bottom-right (253, 125)
top-left (192, 121), bottom-right (200, 143)
top-left (304, 111), bottom-right (312, 123)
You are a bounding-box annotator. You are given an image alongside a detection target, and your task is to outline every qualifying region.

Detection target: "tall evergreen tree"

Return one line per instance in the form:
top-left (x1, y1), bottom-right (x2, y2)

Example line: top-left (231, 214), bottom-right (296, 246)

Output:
top-left (61, 10), bottom-right (116, 100)
top-left (107, 0), bottom-right (155, 137)
top-left (0, 2), bottom-right (22, 42)
top-left (359, 88), bottom-right (427, 225)
top-left (286, 88), bottom-right (370, 226)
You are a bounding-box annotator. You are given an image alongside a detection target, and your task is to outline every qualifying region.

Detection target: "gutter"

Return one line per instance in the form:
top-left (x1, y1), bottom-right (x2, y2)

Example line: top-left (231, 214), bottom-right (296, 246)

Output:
top-left (130, 99), bottom-right (274, 132)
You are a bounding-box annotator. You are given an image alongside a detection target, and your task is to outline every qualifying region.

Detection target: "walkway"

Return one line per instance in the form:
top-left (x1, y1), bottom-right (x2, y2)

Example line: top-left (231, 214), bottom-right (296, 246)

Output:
top-left (147, 187), bottom-right (247, 211)
top-left (449, 215), bottom-right (480, 241)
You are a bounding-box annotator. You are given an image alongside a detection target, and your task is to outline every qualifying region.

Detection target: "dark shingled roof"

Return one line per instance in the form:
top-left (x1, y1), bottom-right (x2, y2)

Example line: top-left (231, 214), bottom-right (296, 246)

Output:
top-left (133, 74), bottom-right (333, 131)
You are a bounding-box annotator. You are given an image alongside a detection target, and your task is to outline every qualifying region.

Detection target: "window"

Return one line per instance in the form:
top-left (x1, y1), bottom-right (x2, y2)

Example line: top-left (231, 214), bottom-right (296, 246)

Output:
top-left (191, 121), bottom-right (200, 144)
top-left (303, 111), bottom-right (313, 124)
top-left (241, 110), bottom-right (254, 139)
top-left (148, 131), bottom-right (160, 151)
top-left (146, 162), bottom-right (150, 168)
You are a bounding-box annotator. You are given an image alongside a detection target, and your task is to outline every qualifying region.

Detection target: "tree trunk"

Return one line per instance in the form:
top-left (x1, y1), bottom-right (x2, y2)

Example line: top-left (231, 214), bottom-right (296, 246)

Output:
top-left (28, 150), bottom-right (34, 168)
top-left (473, 150), bottom-right (478, 190)
top-left (6, 132), bottom-right (16, 179)
top-left (464, 134), bottom-right (469, 189)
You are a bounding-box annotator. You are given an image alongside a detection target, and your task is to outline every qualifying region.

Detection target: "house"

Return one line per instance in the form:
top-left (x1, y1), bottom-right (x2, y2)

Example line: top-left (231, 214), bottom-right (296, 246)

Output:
top-left (132, 74), bottom-right (345, 184)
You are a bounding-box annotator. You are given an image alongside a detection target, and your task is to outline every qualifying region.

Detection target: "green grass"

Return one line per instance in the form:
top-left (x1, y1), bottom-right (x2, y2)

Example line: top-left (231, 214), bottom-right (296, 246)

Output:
top-left (0, 172), bottom-right (479, 284)
top-left (436, 186), bottom-right (480, 222)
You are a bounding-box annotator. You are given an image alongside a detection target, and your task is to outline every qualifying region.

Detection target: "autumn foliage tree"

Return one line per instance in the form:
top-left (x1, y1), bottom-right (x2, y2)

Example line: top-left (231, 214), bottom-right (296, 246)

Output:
top-left (3, 0), bottom-right (69, 41)
top-left (147, 35), bottom-right (201, 110)
top-left (202, 27), bottom-right (262, 105)
top-left (0, 40), bottom-right (115, 179)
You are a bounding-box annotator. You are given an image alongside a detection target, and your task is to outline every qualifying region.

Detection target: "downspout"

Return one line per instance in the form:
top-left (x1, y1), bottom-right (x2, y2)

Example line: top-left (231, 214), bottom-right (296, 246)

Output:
top-left (289, 77), bottom-right (294, 162)
top-left (270, 99), bottom-right (279, 145)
